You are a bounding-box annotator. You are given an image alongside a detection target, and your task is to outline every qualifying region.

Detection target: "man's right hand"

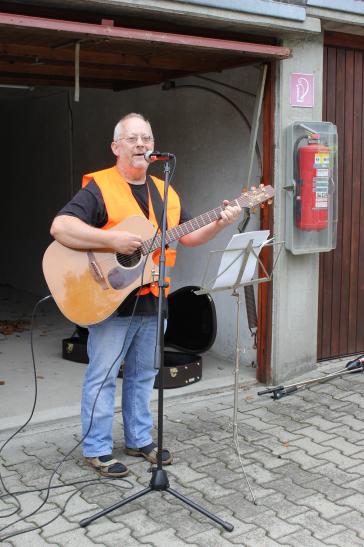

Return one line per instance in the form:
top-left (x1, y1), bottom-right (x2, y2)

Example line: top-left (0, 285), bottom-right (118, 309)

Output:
top-left (108, 231), bottom-right (143, 255)
top-left (50, 215), bottom-right (143, 253)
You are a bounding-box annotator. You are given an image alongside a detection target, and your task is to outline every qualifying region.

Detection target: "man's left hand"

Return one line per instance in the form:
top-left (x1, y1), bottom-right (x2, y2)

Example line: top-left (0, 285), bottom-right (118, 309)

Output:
top-left (218, 200), bottom-right (241, 227)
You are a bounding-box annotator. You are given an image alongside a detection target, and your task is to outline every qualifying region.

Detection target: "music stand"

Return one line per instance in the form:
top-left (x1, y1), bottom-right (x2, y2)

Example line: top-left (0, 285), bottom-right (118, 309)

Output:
top-left (195, 232), bottom-right (282, 500)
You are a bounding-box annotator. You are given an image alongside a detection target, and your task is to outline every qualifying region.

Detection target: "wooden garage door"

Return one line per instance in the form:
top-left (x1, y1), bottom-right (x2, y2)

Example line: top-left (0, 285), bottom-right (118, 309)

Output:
top-left (318, 34), bottom-right (364, 360)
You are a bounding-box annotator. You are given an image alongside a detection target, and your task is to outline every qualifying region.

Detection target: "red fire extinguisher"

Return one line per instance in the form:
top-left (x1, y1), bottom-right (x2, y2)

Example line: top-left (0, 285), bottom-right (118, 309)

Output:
top-left (294, 133), bottom-right (330, 230)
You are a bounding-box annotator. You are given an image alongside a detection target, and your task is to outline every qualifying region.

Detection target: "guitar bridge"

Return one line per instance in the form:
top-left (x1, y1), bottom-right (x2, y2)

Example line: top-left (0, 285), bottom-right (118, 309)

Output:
top-left (87, 252), bottom-right (109, 290)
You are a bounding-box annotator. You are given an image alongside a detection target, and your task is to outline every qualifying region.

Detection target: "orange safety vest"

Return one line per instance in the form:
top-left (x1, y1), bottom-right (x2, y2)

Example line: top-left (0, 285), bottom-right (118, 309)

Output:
top-left (82, 166), bottom-right (181, 296)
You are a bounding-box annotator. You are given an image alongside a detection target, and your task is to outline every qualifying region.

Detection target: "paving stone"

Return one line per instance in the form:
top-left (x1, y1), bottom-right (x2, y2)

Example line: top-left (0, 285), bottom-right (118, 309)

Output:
top-left (0, 448), bottom-right (37, 467)
top-left (340, 392), bottom-right (364, 407)
top-left (190, 476), bottom-right (238, 500)
top-left (231, 526), bottom-right (287, 546)
top-left (114, 507), bottom-right (164, 537)
top-left (321, 436), bottom-right (363, 455)
top-left (335, 415), bottom-right (364, 431)
top-left (47, 526), bottom-right (108, 545)
top-left (304, 476), bottom-right (356, 501)
top-left (241, 463), bottom-right (280, 485)
top-left (259, 493), bottom-right (309, 519)
top-left (288, 509), bottom-right (346, 540)
top-left (284, 529), bottom-right (333, 547)
top-left (295, 493), bottom-right (350, 519)
top-left (316, 449), bottom-right (362, 470)
top-left (217, 491), bottom-right (270, 520)
top-left (244, 509), bottom-right (302, 540)
top-left (323, 529), bottom-right (364, 546)
top-left (301, 390), bottom-right (354, 411)
top-left (335, 492), bottom-right (364, 512)
top-left (217, 510), bottom-right (257, 542)
top-left (244, 448), bottom-right (288, 470)
top-left (163, 463), bottom-right (207, 484)
top-left (293, 426), bottom-right (336, 444)
top-left (144, 526), bottom-right (199, 546)
top-left (311, 462), bottom-right (361, 486)
top-left (252, 433), bottom-right (306, 457)
top-left (264, 478), bottom-right (316, 502)
top-left (279, 449), bottom-right (325, 470)
top-left (304, 416), bottom-right (341, 431)
top-left (172, 445), bottom-right (218, 470)
top-left (332, 510), bottom-right (364, 539)
top-left (186, 527), bottom-right (237, 546)
top-left (3, 531), bottom-right (59, 546)
top-left (344, 475), bottom-right (364, 493)
top-left (273, 462), bottom-right (323, 486)
top-left (249, 413), bottom-right (305, 433)
top-left (156, 506), bottom-right (214, 538)
top-left (39, 513), bottom-right (80, 539)
top-left (289, 437), bottom-right (332, 456)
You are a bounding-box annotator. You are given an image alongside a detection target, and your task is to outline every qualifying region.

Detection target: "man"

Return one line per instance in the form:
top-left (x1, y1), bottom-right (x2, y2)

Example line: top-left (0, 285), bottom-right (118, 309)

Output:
top-left (50, 113), bottom-right (241, 477)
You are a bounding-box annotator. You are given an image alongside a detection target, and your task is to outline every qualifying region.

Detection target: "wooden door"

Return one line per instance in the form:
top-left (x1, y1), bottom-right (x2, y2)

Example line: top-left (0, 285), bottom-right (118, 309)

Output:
top-left (318, 33), bottom-right (364, 360)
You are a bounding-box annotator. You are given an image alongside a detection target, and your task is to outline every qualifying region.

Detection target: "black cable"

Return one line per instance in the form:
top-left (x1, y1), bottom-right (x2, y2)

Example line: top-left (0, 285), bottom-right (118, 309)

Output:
top-left (0, 294), bottom-right (53, 517)
top-left (195, 74), bottom-right (257, 98)
top-left (0, 477), bottom-right (134, 541)
top-left (0, 156), bottom-right (177, 539)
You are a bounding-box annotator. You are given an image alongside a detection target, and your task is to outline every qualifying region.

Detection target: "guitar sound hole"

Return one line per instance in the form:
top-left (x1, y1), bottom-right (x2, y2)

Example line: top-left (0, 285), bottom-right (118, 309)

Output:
top-left (116, 250), bottom-right (142, 268)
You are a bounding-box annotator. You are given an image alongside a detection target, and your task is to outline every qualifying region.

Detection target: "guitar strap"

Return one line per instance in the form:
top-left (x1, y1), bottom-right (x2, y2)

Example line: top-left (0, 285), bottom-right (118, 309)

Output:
top-left (146, 174), bottom-right (168, 230)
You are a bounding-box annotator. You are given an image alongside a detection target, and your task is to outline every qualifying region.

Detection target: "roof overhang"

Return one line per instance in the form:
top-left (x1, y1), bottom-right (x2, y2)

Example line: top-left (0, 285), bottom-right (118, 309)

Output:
top-left (0, 11), bottom-right (291, 90)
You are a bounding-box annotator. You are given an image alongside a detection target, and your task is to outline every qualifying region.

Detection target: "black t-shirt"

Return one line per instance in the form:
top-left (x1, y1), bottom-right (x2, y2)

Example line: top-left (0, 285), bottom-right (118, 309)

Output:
top-left (57, 179), bottom-right (192, 316)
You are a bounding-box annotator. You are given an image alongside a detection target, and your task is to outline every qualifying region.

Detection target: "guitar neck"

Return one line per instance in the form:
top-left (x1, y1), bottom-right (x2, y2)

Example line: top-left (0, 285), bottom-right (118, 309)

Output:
top-left (140, 187), bottom-right (271, 256)
top-left (141, 205), bottom-right (223, 255)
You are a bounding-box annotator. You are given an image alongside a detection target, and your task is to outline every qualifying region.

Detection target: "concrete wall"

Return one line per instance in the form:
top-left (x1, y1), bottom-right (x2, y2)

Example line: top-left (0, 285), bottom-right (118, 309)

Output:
top-left (271, 33), bottom-right (324, 383)
top-left (0, 65), bottom-right (263, 366)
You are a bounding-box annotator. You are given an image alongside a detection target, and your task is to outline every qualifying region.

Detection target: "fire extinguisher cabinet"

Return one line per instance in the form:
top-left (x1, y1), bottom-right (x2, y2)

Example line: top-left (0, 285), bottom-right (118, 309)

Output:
top-left (285, 121), bottom-right (338, 254)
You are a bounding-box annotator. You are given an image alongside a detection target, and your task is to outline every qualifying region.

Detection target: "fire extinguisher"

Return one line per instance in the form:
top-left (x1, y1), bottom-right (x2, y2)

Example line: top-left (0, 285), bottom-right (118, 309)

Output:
top-left (294, 133), bottom-right (330, 230)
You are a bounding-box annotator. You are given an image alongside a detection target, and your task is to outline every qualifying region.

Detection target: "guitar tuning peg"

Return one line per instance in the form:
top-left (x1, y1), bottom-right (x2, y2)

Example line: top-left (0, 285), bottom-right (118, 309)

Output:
top-left (260, 203), bottom-right (265, 209)
top-left (268, 199), bottom-right (273, 205)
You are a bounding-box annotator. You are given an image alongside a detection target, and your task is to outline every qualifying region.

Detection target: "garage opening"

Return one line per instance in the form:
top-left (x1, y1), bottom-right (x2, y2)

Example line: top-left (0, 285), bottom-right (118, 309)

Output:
top-left (0, 10), bottom-right (289, 424)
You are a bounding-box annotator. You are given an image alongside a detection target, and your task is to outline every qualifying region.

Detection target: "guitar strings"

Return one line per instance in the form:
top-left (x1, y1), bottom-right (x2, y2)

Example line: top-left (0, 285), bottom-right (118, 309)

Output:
top-left (90, 186), bottom-right (272, 271)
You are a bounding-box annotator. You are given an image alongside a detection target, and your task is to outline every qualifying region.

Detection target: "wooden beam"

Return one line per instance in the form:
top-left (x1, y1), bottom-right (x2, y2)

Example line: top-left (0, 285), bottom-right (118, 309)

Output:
top-left (325, 32), bottom-right (364, 51)
top-left (0, 60), bottom-right (169, 81)
top-left (0, 11), bottom-right (291, 59)
top-left (0, 42), bottom-right (228, 73)
top-left (0, 73), bottom-right (149, 90)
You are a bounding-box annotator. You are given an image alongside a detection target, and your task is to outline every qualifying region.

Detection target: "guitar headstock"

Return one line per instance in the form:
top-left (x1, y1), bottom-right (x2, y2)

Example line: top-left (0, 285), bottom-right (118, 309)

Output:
top-left (239, 184), bottom-right (274, 210)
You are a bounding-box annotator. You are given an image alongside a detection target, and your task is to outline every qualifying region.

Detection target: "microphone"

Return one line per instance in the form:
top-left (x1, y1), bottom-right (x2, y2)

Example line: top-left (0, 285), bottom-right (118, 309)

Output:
top-left (144, 150), bottom-right (175, 162)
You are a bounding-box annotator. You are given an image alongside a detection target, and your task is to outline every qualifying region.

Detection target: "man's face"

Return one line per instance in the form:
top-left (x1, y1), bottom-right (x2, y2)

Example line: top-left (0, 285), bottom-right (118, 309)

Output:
top-left (112, 117), bottom-right (154, 174)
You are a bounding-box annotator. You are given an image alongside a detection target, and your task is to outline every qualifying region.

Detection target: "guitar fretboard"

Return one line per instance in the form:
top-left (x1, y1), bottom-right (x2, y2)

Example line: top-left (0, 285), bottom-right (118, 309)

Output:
top-left (140, 186), bottom-right (273, 256)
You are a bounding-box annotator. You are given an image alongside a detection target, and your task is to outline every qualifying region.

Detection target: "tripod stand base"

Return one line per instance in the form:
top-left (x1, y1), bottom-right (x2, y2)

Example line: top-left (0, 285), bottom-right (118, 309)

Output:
top-left (80, 468), bottom-right (234, 532)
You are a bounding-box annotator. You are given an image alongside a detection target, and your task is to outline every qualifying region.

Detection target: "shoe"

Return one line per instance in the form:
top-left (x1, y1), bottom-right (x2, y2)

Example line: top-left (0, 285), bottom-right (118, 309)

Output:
top-left (85, 454), bottom-right (129, 477)
top-left (125, 442), bottom-right (173, 465)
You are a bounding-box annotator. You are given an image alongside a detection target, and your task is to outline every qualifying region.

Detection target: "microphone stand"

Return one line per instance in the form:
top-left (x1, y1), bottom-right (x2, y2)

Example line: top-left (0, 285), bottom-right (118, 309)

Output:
top-left (80, 157), bottom-right (234, 532)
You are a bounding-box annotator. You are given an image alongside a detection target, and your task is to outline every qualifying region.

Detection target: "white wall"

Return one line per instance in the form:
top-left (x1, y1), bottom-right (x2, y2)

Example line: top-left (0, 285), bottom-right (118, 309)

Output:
top-left (0, 65), bottom-right (263, 366)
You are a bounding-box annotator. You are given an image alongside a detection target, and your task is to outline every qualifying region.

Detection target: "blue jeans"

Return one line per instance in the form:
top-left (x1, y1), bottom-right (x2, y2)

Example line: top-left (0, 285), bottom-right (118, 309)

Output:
top-left (81, 314), bottom-right (158, 457)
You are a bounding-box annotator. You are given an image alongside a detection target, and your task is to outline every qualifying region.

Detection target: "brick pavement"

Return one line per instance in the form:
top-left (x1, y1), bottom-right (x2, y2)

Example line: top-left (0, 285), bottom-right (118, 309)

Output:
top-left (1, 361), bottom-right (364, 546)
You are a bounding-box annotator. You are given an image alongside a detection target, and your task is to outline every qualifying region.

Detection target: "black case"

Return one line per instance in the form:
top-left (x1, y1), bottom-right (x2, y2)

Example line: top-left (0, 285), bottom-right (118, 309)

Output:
top-left (62, 286), bottom-right (216, 389)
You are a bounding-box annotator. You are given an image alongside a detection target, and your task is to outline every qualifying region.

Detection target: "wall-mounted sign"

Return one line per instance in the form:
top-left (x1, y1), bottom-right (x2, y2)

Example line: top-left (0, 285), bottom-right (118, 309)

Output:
top-left (290, 73), bottom-right (314, 108)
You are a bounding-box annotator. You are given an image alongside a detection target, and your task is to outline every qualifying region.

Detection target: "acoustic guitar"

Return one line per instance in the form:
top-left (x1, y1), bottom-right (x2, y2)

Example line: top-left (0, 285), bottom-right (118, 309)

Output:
top-left (43, 184), bottom-right (274, 325)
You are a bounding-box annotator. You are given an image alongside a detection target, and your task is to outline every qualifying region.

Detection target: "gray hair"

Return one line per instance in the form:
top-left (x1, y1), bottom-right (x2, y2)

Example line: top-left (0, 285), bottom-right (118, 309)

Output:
top-left (113, 113), bottom-right (152, 141)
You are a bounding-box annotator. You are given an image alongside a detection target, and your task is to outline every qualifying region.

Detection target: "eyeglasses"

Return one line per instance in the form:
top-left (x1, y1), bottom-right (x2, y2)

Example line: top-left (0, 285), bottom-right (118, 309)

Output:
top-left (117, 135), bottom-right (154, 145)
